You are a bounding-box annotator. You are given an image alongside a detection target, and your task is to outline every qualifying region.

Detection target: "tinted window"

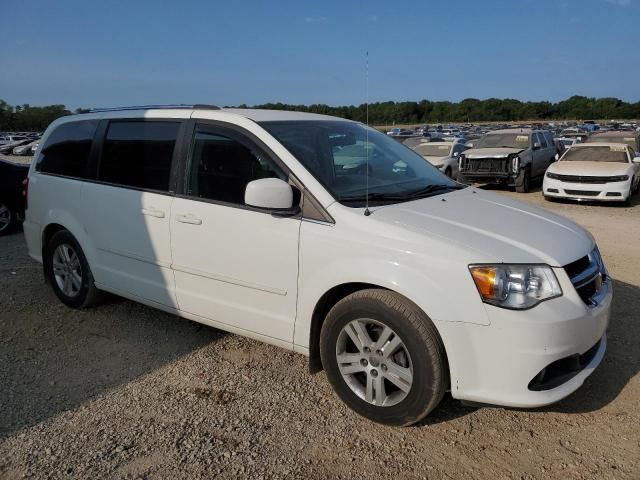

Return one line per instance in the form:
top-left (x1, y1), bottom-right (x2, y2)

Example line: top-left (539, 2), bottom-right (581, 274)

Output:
top-left (98, 121), bottom-right (180, 191)
top-left (188, 128), bottom-right (283, 205)
top-left (537, 132), bottom-right (548, 148)
top-left (37, 120), bottom-right (98, 178)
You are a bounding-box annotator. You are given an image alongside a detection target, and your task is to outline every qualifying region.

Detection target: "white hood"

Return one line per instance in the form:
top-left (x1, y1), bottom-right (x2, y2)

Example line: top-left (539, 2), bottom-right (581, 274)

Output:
top-left (424, 155), bottom-right (448, 165)
top-left (548, 161), bottom-right (631, 176)
top-left (372, 188), bottom-right (593, 266)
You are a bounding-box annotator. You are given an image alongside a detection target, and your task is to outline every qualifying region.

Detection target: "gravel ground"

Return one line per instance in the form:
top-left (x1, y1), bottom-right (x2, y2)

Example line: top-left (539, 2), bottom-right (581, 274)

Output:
top-left (0, 185), bottom-right (638, 479)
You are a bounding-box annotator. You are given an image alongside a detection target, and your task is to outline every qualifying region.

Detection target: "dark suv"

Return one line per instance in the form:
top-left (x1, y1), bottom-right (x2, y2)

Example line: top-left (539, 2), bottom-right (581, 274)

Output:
top-left (458, 129), bottom-right (557, 192)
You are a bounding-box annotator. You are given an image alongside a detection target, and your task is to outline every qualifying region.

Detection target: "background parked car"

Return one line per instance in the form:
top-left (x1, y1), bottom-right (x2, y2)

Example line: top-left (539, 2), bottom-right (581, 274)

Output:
top-left (457, 129), bottom-right (557, 192)
top-left (0, 158), bottom-right (29, 235)
top-left (12, 139), bottom-right (39, 156)
top-left (544, 143), bottom-right (640, 204)
top-left (586, 131), bottom-right (640, 155)
top-left (410, 140), bottom-right (468, 178)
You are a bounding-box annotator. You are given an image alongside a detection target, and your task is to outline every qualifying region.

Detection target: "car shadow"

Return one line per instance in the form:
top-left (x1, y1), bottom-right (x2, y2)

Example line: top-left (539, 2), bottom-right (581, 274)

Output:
top-left (0, 232), bottom-right (225, 439)
top-left (417, 278), bottom-right (639, 425)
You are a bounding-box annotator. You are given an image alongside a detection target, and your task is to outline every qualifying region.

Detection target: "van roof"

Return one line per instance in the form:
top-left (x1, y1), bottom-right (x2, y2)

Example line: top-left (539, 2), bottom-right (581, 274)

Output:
top-left (77, 105), bottom-right (344, 123)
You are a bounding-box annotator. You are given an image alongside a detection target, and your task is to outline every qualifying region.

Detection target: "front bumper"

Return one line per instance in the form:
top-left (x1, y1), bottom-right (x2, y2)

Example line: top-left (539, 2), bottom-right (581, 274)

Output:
top-left (437, 267), bottom-right (611, 408)
top-left (543, 177), bottom-right (631, 202)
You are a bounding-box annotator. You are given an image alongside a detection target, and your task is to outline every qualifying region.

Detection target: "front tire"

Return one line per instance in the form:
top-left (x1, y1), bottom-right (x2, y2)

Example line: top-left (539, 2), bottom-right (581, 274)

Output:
top-left (320, 289), bottom-right (447, 426)
top-left (44, 230), bottom-right (101, 308)
top-left (515, 167), bottom-right (531, 193)
top-left (0, 202), bottom-right (15, 236)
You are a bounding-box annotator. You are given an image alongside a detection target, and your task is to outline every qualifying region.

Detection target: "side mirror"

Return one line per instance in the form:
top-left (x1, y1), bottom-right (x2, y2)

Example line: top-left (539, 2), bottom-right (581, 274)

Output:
top-left (633, 156), bottom-right (640, 164)
top-left (245, 178), bottom-right (299, 215)
top-left (533, 142), bottom-right (541, 150)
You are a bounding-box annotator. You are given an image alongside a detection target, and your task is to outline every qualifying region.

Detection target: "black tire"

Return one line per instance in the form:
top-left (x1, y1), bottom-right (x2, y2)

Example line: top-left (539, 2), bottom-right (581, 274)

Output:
top-left (457, 173), bottom-right (470, 185)
top-left (320, 289), bottom-right (447, 426)
top-left (0, 201), bottom-right (15, 237)
top-left (44, 230), bottom-right (101, 308)
top-left (444, 167), bottom-right (453, 178)
top-left (515, 167), bottom-right (531, 193)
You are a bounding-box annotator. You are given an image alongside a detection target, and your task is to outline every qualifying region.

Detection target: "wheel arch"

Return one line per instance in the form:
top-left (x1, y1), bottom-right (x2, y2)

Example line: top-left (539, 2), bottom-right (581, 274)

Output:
top-left (307, 282), bottom-right (451, 390)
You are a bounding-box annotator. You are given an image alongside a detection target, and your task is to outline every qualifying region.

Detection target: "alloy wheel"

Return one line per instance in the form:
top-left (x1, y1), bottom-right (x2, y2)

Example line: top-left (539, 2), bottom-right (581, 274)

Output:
top-left (335, 318), bottom-right (413, 407)
top-left (52, 243), bottom-right (83, 297)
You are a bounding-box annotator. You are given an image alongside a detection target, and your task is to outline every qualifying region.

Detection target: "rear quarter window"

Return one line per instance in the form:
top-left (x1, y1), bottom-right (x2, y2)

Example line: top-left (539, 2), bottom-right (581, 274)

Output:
top-left (36, 120), bottom-right (98, 178)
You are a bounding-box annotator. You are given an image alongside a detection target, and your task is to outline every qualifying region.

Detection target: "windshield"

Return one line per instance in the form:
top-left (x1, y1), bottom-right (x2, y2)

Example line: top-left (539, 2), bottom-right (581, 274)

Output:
top-left (586, 135), bottom-right (637, 149)
top-left (474, 133), bottom-right (529, 150)
top-left (260, 120), bottom-right (458, 206)
top-left (561, 146), bottom-right (629, 163)
top-left (412, 143), bottom-right (452, 157)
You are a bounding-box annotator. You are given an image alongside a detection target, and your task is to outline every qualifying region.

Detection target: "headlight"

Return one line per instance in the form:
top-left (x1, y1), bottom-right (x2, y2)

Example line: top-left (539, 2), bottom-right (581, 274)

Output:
top-left (546, 172), bottom-right (560, 179)
top-left (511, 156), bottom-right (520, 173)
top-left (469, 264), bottom-right (562, 310)
top-left (609, 175), bottom-right (629, 182)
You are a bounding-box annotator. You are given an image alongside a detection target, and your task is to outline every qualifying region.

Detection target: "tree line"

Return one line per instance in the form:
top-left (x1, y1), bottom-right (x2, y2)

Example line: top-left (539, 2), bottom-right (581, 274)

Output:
top-left (2, 95), bottom-right (639, 131)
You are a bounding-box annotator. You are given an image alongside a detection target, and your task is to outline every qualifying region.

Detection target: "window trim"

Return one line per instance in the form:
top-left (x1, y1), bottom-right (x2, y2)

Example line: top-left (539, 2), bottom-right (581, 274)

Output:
top-left (87, 118), bottom-right (186, 196)
top-left (177, 119), bottom-right (333, 223)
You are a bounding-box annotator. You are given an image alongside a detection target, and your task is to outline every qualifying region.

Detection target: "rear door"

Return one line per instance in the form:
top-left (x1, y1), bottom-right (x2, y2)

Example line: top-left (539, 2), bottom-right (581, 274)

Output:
top-left (80, 118), bottom-right (186, 308)
top-left (170, 121), bottom-right (301, 342)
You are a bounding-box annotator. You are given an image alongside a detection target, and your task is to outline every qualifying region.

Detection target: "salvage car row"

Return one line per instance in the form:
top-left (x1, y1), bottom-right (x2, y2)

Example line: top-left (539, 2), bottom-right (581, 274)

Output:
top-left (405, 127), bottom-right (640, 204)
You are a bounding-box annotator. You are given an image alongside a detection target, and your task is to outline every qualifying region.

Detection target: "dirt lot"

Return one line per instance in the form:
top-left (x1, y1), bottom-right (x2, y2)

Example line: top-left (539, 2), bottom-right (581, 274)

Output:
top-left (0, 186), bottom-right (638, 479)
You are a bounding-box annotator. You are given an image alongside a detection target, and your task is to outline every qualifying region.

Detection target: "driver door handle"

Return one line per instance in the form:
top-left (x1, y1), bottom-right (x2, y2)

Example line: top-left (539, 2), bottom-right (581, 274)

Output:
top-left (176, 213), bottom-right (202, 225)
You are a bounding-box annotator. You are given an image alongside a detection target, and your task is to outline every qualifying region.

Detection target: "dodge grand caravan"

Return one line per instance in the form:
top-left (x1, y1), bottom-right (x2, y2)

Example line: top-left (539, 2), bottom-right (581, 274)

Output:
top-left (24, 106), bottom-right (611, 426)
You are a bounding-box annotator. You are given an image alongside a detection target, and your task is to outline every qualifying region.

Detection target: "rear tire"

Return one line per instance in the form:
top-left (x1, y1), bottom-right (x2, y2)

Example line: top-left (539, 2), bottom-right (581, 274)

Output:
top-left (44, 230), bottom-right (101, 308)
top-left (320, 289), bottom-right (447, 426)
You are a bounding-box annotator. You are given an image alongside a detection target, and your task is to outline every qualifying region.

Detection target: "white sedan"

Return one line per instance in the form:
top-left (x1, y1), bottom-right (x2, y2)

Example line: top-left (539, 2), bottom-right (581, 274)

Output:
top-left (544, 143), bottom-right (640, 203)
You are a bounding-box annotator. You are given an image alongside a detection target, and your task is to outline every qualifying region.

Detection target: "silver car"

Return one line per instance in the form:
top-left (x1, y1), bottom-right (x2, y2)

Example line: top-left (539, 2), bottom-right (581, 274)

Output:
top-left (410, 140), bottom-right (468, 179)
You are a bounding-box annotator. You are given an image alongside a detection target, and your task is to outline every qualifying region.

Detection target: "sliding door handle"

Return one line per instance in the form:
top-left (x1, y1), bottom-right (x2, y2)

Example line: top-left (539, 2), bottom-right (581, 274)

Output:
top-left (176, 213), bottom-right (202, 225)
top-left (141, 207), bottom-right (165, 218)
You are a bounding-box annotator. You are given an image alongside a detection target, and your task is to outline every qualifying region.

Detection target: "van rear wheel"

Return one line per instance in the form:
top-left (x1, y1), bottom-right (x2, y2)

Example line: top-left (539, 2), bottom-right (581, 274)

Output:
top-left (44, 230), bottom-right (101, 308)
top-left (320, 289), bottom-right (447, 426)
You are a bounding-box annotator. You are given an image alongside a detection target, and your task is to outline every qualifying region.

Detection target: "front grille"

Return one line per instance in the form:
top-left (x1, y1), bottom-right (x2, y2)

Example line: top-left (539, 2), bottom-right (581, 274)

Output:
top-left (564, 189), bottom-right (600, 196)
top-left (564, 248), bottom-right (607, 306)
top-left (460, 157), bottom-right (509, 174)
top-left (564, 255), bottom-right (591, 278)
top-left (551, 174), bottom-right (618, 184)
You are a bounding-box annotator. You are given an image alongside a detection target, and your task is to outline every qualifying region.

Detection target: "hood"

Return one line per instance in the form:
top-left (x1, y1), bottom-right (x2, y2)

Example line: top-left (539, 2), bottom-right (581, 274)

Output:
top-left (373, 187), bottom-right (593, 266)
top-left (463, 147), bottom-right (523, 158)
top-left (549, 161), bottom-right (631, 176)
top-left (424, 155), bottom-right (448, 165)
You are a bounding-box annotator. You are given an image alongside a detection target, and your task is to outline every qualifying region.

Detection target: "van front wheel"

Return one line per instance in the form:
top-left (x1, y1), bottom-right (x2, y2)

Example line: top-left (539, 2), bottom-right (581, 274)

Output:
top-left (44, 230), bottom-right (101, 308)
top-left (320, 289), bottom-right (447, 426)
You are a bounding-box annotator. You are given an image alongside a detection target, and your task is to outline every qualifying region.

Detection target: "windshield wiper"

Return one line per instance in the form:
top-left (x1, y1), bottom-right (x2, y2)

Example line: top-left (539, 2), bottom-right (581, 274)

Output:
top-left (339, 192), bottom-right (411, 203)
top-left (340, 184), bottom-right (464, 204)
top-left (404, 184), bottom-right (465, 198)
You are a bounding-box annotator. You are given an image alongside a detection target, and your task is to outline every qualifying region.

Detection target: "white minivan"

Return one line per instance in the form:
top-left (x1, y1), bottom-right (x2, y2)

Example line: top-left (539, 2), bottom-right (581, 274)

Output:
top-left (24, 106), bottom-right (611, 426)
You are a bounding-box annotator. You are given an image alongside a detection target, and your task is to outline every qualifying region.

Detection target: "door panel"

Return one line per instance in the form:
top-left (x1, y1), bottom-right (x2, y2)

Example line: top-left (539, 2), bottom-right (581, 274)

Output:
top-left (171, 199), bottom-right (300, 341)
top-left (170, 122), bottom-right (301, 342)
top-left (81, 184), bottom-right (176, 307)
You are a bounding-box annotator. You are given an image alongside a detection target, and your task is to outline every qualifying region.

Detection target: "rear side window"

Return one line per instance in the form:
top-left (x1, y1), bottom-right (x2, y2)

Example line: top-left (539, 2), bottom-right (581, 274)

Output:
top-left (37, 120), bottom-right (98, 178)
top-left (98, 121), bottom-right (180, 191)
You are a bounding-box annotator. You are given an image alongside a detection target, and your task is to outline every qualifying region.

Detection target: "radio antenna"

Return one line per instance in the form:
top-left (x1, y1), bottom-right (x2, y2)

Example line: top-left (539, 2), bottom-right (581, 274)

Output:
top-left (364, 51), bottom-right (371, 217)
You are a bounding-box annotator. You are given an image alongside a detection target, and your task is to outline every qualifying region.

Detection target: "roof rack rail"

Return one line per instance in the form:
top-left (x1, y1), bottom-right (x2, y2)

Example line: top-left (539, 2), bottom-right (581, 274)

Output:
top-left (87, 104), bottom-right (220, 113)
